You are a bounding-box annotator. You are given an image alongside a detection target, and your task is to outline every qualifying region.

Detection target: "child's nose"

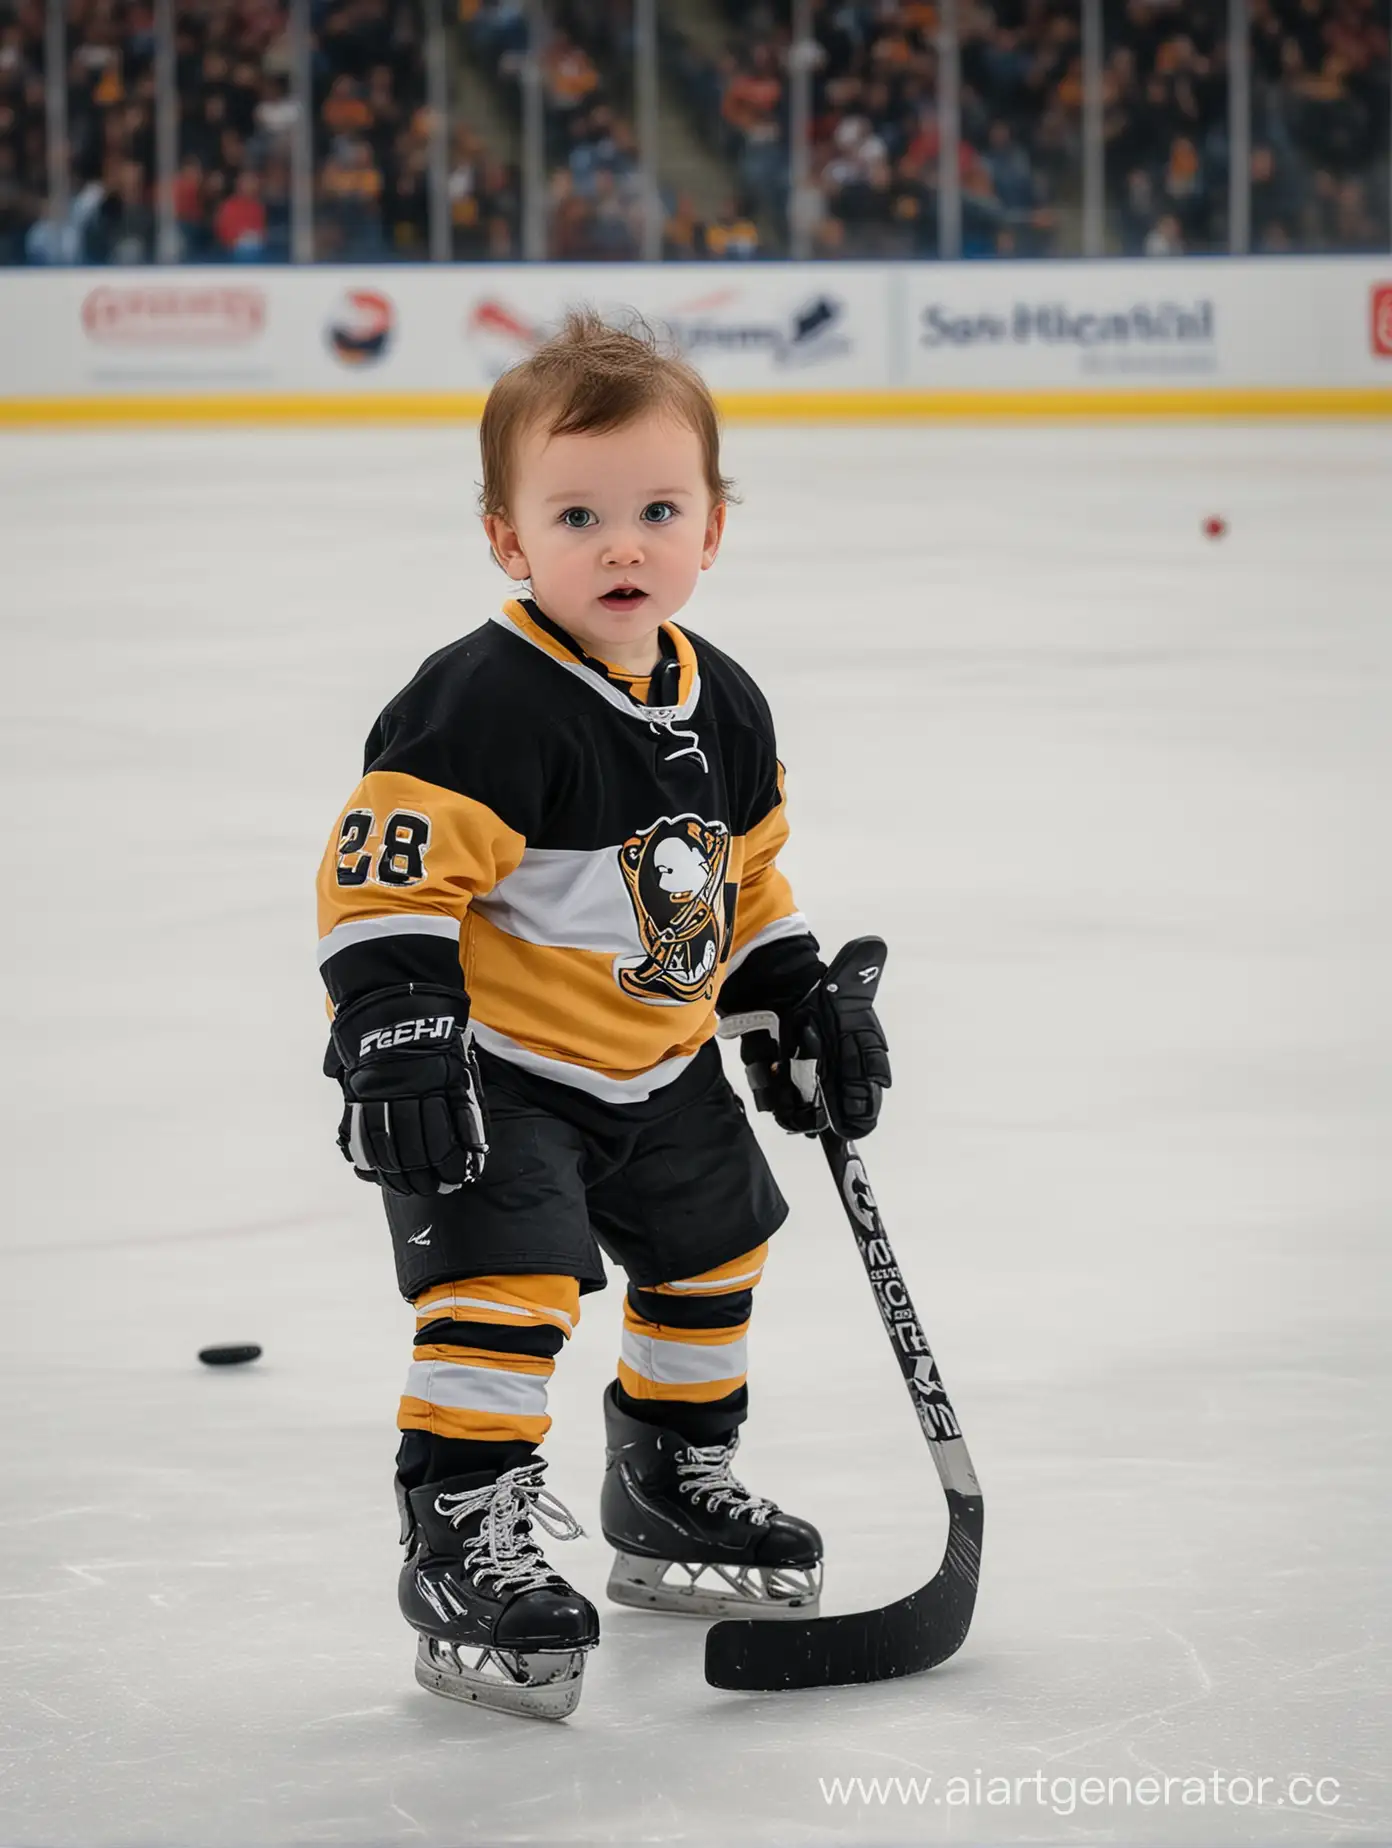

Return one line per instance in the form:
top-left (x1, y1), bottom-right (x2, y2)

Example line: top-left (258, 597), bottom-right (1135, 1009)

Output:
top-left (602, 528), bottom-right (644, 565)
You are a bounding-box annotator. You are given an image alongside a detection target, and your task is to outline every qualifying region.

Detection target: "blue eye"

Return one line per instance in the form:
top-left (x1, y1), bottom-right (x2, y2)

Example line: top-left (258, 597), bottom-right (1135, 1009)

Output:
top-left (560, 507), bottom-right (596, 529)
top-left (642, 502), bottom-right (678, 524)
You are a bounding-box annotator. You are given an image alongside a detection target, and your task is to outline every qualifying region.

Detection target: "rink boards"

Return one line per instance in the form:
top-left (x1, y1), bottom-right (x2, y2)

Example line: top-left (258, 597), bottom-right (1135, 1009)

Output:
top-left (2, 255), bottom-right (1391, 422)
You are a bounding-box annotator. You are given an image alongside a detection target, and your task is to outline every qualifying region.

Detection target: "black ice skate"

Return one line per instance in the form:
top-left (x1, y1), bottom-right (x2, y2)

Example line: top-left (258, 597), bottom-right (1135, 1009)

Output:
top-left (398, 1460), bottom-right (599, 1720)
top-left (600, 1382), bottom-right (823, 1619)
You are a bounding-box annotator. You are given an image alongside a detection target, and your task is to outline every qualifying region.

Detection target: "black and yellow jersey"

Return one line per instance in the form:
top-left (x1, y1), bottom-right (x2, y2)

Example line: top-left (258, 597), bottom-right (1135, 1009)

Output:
top-left (316, 597), bottom-right (816, 1106)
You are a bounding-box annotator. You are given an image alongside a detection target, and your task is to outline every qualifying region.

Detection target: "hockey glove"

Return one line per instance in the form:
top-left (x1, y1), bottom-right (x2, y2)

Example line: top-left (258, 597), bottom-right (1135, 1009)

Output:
top-left (740, 945), bottom-right (891, 1142)
top-left (328, 985), bottom-right (487, 1197)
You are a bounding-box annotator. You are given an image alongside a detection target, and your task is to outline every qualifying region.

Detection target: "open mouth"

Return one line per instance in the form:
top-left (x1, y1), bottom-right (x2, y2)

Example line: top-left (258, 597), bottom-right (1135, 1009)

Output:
top-left (599, 587), bottom-right (649, 612)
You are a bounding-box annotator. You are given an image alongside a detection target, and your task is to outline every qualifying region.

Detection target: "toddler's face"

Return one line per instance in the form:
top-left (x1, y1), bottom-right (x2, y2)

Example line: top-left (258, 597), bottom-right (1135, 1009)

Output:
top-left (485, 410), bottom-right (725, 670)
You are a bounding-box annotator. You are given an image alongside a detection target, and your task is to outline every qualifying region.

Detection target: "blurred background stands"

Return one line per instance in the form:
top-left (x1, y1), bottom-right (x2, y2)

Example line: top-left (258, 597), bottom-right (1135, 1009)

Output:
top-left (1, 0), bottom-right (1387, 264)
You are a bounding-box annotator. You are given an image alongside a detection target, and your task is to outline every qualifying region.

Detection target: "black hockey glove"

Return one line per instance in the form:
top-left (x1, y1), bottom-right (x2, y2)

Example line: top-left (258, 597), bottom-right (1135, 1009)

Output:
top-left (327, 985), bottom-right (487, 1197)
top-left (739, 938), bottom-right (891, 1142)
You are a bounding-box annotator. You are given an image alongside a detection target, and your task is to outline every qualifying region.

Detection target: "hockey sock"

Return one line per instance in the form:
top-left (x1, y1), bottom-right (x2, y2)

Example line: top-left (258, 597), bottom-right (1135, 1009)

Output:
top-left (613, 1378), bottom-right (748, 1447)
top-left (398, 1274), bottom-right (582, 1467)
top-left (396, 1429), bottom-right (539, 1487)
top-left (616, 1243), bottom-right (768, 1446)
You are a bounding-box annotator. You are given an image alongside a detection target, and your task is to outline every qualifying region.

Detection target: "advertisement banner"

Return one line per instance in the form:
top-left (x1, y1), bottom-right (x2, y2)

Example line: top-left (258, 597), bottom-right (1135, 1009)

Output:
top-left (900, 258), bottom-right (1392, 392)
top-left (455, 267), bottom-right (890, 391)
top-left (2, 258), bottom-right (1390, 418)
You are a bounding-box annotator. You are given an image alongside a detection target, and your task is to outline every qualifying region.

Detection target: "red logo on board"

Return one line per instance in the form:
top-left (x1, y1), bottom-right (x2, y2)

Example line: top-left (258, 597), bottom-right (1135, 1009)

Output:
top-left (82, 286), bottom-right (265, 345)
top-left (1373, 287), bottom-right (1392, 357)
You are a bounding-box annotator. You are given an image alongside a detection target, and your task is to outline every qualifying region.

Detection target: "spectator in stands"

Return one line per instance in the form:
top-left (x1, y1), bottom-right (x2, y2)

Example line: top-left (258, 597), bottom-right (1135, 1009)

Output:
top-left (0, 140), bottom-right (39, 264)
top-left (445, 123), bottom-right (517, 260)
top-left (186, 91), bottom-right (231, 172)
top-left (386, 145), bottom-right (428, 256)
top-left (480, 157), bottom-right (519, 258)
top-left (985, 119), bottom-right (1034, 217)
top-left (467, 0), bottom-right (527, 69)
top-left (1249, 141), bottom-right (1298, 245)
top-left (216, 167), bottom-right (267, 260)
top-left (704, 196), bottom-right (759, 258)
top-left (102, 155), bottom-right (154, 262)
top-left (548, 169), bottom-right (592, 259)
top-left (261, 151), bottom-right (291, 259)
top-left (318, 134), bottom-right (383, 259)
top-left (663, 191), bottom-right (709, 260)
top-left (587, 165), bottom-right (637, 258)
top-left (253, 73), bottom-right (299, 159)
top-left (323, 74), bottom-right (372, 141)
top-left (171, 153), bottom-right (206, 257)
top-left (888, 152), bottom-right (938, 256)
top-left (1143, 208), bottom-right (1184, 254)
top-left (567, 103), bottom-right (620, 198)
top-left (960, 151), bottom-right (1006, 255)
top-left (828, 150), bottom-right (897, 255)
top-left (448, 123), bottom-right (486, 251)
top-left (544, 32), bottom-right (600, 129)
top-left (723, 42), bottom-right (785, 214)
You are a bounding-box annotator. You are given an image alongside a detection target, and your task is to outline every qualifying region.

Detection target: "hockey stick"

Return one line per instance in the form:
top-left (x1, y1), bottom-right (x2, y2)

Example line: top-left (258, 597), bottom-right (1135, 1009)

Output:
top-left (706, 939), bottom-right (983, 1691)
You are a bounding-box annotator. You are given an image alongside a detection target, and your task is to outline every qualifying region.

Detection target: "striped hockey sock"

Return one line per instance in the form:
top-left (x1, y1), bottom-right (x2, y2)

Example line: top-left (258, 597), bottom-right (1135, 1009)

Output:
top-left (615, 1243), bottom-right (768, 1446)
top-left (398, 1273), bottom-right (581, 1480)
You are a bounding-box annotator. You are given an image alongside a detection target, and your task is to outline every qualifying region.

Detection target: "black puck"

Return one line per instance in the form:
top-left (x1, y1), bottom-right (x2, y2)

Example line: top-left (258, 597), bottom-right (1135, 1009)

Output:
top-left (198, 1344), bottom-right (262, 1367)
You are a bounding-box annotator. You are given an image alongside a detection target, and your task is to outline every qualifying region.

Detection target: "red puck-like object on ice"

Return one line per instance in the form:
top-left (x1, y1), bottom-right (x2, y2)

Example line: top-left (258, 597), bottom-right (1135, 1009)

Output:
top-left (1202, 515), bottom-right (1228, 539)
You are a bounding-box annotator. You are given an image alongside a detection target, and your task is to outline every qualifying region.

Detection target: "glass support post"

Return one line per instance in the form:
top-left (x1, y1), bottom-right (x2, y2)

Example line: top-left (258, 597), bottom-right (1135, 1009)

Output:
top-left (289, 0), bottom-right (314, 262)
top-left (43, 0), bottom-right (69, 249)
top-left (1081, 0), bottom-right (1104, 256)
top-left (154, 0), bottom-right (178, 262)
top-left (426, 0), bottom-right (451, 261)
top-left (937, 0), bottom-right (961, 258)
top-left (635, 0), bottom-right (661, 261)
top-left (521, 0), bottom-right (547, 261)
top-left (788, 0), bottom-right (814, 260)
top-left (1228, 0), bottom-right (1251, 253)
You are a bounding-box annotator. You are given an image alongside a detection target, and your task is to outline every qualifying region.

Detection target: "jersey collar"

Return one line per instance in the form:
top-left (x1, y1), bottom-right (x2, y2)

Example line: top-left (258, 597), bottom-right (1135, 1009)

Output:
top-left (495, 598), bottom-right (702, 725)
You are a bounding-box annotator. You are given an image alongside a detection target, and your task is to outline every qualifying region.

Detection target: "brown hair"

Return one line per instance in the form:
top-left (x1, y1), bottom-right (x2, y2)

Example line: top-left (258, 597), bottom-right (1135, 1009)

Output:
top-left (478, 306), bottom-right (735, 520)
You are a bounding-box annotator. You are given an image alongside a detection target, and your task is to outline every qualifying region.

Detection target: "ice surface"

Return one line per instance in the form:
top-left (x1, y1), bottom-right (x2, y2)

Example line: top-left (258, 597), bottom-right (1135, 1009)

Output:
top-left (0, 424), bottom-right (1388, 1846)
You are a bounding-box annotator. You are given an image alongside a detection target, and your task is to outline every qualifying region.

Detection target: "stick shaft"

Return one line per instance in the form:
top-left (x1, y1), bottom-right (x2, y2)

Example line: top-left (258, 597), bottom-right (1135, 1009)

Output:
top-left (820, 1132), bottom-right (980, 1501)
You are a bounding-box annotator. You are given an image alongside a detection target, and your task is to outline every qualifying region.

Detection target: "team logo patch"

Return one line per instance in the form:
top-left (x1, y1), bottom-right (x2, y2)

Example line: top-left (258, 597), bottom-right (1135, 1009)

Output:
top-left (616, 815), bottom-right (734, 1005)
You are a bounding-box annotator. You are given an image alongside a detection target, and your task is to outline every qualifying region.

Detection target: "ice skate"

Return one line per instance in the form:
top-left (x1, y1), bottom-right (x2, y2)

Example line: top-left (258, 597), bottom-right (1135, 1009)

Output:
top-left (398, 1460), bottom-right (599, 1720)
top-left (600, 1383), bottom-right (822, 1619)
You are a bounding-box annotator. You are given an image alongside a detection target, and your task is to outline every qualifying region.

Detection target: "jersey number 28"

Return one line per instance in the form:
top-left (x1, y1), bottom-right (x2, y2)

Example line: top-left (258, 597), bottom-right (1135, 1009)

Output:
top-left (335, 809), bottom-right (431, 888)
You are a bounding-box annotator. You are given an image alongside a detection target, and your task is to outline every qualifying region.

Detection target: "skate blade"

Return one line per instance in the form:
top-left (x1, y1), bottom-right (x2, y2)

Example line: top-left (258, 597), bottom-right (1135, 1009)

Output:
top-left (606, 1549), bottom-right (822, 1620)
top-left (414, 1634), bottom-right (589, 1721)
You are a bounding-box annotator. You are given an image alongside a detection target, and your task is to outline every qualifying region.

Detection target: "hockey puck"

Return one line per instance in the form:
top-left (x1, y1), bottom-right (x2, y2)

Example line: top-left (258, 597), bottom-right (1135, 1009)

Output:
top-left (198, 1344), bottom-right (262, 1367)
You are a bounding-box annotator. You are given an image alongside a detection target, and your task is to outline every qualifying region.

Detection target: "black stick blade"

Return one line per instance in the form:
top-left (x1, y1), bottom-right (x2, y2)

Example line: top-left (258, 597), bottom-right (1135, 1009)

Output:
top-left (704, 1492), bottom-right (982, 1692)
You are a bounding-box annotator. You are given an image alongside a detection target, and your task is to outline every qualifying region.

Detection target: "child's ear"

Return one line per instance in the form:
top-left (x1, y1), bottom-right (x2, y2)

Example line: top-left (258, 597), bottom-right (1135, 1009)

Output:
top-left (483, 513), bottom-right (530, 580)
top-left (700, 501), bottom-right (727, 570)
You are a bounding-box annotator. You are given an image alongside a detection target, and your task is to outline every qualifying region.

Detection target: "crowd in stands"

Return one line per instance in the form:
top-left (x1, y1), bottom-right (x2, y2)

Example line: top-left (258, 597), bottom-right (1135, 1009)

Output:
top-left (1102, 0), bottom-right (1231, 253)
top-left (171, 0), bottom-right (295, 262)
top-left (0, 0), bottom-right (1386, 264)
top-left (0, 0), bottom-right (521, 262)
top-left (0, 2), bottom-right (46, 263)
top-left (668, 0), bottom-right (1074, 257)
top-left (1248, 0), bottom-right (1389, 251)
top-left (462, 0), bottom-right (646, 258)
top-left (674, 0), bottom-right (1388, 257)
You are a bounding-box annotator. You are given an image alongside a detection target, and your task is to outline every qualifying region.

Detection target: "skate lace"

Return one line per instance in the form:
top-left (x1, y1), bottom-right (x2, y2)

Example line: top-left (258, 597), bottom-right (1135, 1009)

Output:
top-left (433, 1464), bottom-right (584, 1596)
top-left (675, 1437), bottom-right (773, 1525)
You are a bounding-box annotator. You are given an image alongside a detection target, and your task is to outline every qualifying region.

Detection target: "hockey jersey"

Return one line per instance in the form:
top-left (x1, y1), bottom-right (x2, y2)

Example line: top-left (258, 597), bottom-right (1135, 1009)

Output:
top-left (315, 597), bottom-right (813, 1106)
